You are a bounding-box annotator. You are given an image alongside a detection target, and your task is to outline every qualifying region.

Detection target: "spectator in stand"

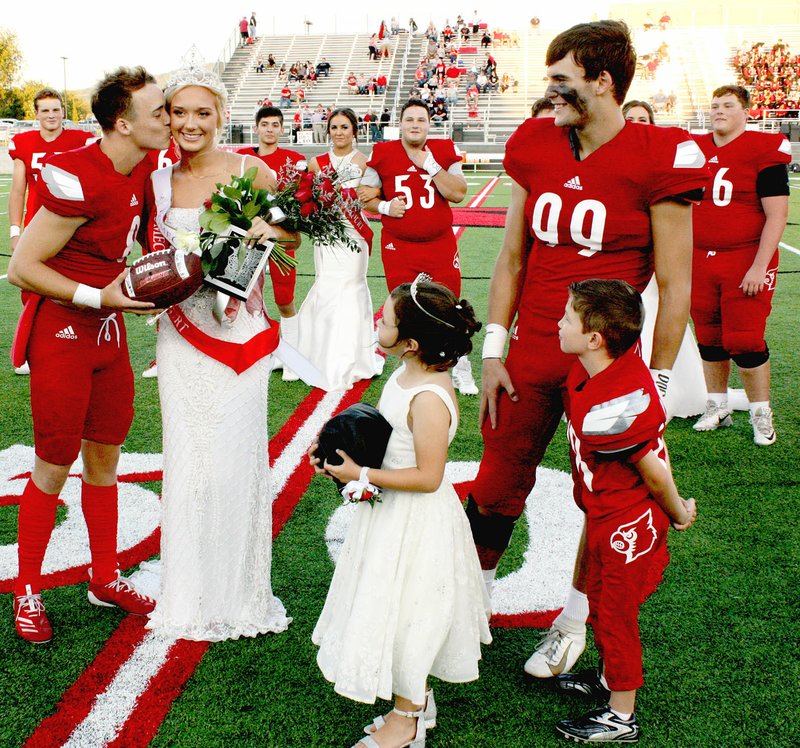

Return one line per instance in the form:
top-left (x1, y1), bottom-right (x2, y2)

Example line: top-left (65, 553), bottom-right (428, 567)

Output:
top-left (292, 109), bottom-right (301, 142)
top-left (347, 72), bottom-right (358, 94)
top-left (391, 17), bottom-right (399, 36)
top-left (472, 12), bottom-right (480, 35)
top-left (500, 72), bottom-right (511, 93)
top-left (289, 63), bottom-right (299, 81)
top-left (278, 64), bottom-right (287, 80)
top-left (409, 18), bottom-right (418, 35)
top-left (301, 103), bottom-right (312, 131)
top-left (249, 12), bottom-right (257, 40)
top-left (294, 86), bottom-right (305, 105)
top-left (268, 53), bottom-right (276, 68)
top-left (239, 17), bottom-right (249, 46)
top-left (376, 74), bottom-right (388, 94)
top-left (443, 22), bottom-right (454, 43)
top-left (531, 97), bottom-right (556, 118)
top-left (279, 85), bottom-right (292, 109)
top-left (381, 35), bottom-right (392, 58)
top-left (461, 24), bottom-right (470, 42)
top-left (467, 81), bottom-right (479, 102)
top-left (312, 105), bottom-right (327, 143)
top-left (255, 55), bottom-right (265, 73)
top-left (316, 58), bottom-right (331, 77)
top-left (652, 88), bottom-right (668, 112)
top-left (481, 30), bottom-right (493, 49)
top-left (369, 35), bottom-right (379, 61)
top-left (380, 107), bottom-right (390, 135)
top-left (659, 11), bottom-right (671, 29)
top-left (485, 52), bottom-right (497, 74)
top-left (623, 100), bottom-right (656, 124)
top-left (476, 71), bottom-right (489, 93)
top-left (357, 73), bottom-right (368, 94)
top-left (446, 81), bottom-right (459, 107)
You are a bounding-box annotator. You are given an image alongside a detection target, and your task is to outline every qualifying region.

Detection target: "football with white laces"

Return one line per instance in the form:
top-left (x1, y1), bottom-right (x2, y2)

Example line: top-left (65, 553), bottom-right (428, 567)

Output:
top-left (123, 248), bottom-right (204, 307)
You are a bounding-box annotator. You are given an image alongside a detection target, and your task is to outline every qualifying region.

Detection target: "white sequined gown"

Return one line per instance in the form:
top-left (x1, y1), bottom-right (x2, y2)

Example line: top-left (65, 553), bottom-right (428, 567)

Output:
top-left (294, 149), bottom-right (384, 391)
top-left (312, 365), bottom-right (492, 704)
top-left (146, 206), bottom-right (290, 641)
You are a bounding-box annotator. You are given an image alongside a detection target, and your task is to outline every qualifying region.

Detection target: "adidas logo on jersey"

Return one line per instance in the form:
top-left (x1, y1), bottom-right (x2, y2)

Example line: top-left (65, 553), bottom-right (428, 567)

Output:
top-left (407, 166), bottom-right (418, 172)
top-left (55, 326), bottom-right (78, 340)
top-left (563, 176), bottom-right (583, 190)
top-left (129, 195), bottom-right (139, 207)
top-left (385, 242), bottom-right (396, 251)
top-left (709, 156), bottom-right (719, 163)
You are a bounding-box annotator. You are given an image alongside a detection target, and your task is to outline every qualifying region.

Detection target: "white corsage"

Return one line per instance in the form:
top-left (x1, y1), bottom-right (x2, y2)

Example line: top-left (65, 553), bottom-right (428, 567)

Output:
top-left (340, 466), bottom-right (382, 507)
top-left (173, 228), bottom-right (201, 254)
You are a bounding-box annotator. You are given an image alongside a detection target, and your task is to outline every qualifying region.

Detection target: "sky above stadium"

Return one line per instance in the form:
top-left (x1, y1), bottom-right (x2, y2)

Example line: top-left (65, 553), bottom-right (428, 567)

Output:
top-left (4, 2), bottom-right (611, 91)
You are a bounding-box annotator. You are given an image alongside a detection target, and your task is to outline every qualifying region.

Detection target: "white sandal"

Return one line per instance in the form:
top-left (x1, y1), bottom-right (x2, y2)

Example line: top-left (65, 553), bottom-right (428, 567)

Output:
top-left (363, 689), bottom-right (436, 735)
top-left (353, 707), bottom-right (426, 748)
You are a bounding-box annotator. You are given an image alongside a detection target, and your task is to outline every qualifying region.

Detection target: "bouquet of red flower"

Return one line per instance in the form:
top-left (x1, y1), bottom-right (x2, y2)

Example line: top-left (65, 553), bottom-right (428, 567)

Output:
top-left (267, 161), bottom-right (362, 253)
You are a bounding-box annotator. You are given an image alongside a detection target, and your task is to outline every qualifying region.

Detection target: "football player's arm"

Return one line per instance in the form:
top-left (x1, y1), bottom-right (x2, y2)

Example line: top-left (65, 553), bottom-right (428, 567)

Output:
top-left (7, 208), bottom-right (154, 312)
top-left (741, 194), bottom-right (788, 295)
top-left (8, 159), bottom-right (27, 251)
top-left (428, 161), bottom-right (467, 203)
top-left (650, 199), bottom-right (693, 371)
top-left (634, 450), bottom-right (696, 531)
top-left (480, 178), bottom-right (527, 429)
top-left (358, 166), bottom-right (406, 217)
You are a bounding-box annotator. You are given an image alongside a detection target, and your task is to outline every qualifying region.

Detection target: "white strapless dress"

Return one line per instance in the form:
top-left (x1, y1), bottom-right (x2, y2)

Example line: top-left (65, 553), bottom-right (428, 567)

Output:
top-left (144, 206), bottom-right (290, 641)
top-left (294, 150), bottom-right (384, 391)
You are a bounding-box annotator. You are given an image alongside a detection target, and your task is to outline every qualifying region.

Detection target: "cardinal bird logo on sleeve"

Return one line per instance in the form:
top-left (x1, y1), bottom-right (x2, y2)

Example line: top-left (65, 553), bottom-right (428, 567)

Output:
top-left (609, 508), bottom-right (657, 564)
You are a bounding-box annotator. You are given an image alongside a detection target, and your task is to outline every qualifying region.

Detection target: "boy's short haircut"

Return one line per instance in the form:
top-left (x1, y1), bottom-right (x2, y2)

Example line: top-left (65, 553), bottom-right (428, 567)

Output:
top-left (34, 88), bottom-right (64, 111)
top-left (92, 66), bottom-right (156, 133)
top-left (546, 20), bottom-right (636, 105)
top-left (568, 279), bottom-right (644, 358)
top-left (401, 98), bottom-right (431, 119)
top-left (256, 105), bottom-right (284, 125)
top-left (531, 97), bottom-right (555, 117)
top-left (711, 84), bottom-right (750, 108)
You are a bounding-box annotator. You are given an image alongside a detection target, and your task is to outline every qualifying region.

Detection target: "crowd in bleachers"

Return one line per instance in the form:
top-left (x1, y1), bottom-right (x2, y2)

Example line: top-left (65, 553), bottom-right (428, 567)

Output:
top-left (734, 40), bottom-right (800, 118)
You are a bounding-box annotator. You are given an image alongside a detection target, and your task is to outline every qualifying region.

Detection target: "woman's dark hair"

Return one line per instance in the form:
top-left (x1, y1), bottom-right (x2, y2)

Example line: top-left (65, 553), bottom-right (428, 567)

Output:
top-left (327, 107), bottom-right (358, 139)
top-left (391, 279), bottom-right (481, 371)
top-left (622, 99), bottom-right (655, 124)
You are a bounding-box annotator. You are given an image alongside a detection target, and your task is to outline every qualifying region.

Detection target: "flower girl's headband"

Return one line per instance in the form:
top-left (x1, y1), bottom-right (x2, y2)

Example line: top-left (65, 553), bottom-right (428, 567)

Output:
top-left (410, 273), bottom-right (455, 329)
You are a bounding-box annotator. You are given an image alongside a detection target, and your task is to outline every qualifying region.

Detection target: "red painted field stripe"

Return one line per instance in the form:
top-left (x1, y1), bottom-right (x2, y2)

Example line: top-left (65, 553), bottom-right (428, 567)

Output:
top-left (455, 176), bottom-right (500, 241)
top-left (104, 638), bottom-right (209, 748)
top-left (22, 616), bottom-right (149, 748)
top-left (491, 610), bottom-right (559, 629)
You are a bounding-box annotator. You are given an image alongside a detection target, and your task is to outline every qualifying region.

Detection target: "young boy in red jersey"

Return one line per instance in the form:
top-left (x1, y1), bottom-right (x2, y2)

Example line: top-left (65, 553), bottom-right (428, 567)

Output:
top-left (554, 279), bottom-right (697, 742)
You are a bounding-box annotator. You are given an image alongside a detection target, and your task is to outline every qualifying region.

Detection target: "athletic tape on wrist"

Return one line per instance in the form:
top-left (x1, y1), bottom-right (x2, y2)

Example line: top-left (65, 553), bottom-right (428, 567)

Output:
top-left (10, 225), bottom-right (21, 238)
top-left (482, 323), bottom-right (508, 359)
top-left (378, 200), bottom-right (392, 216)
top-left (650, 368), bottom-right (671, 398)
top-left (72, 283), bottom-right (103, 310)
top-left (422, 152), bottom-right (442, 176)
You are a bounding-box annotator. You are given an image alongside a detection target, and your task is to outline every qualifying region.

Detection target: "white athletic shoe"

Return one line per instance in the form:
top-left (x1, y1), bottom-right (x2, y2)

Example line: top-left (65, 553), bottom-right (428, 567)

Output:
top-left (693, 400), bottom-right (732, 432)
top-left (14, 361), bottom-right (30, 376)
top-left (452, 357), bottom-right (479, 396)
top-left (141, 360), bottom-right (158, 379)
top-left (750, 406), bottom-right (776, 446)
top-left (523, 624), bottom-right (586, 679)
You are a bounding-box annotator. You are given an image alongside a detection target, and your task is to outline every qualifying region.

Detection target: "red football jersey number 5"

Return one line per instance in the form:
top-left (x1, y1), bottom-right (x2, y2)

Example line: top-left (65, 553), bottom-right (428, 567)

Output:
top-left (532, 192), bottom-right (607, 256)
top-left (394, 174), bottom-right (435, 209)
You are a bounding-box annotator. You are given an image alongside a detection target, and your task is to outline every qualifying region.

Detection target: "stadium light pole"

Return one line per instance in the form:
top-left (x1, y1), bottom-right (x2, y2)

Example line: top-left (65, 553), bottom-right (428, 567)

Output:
top-left (61, 56), bottom-right (70, 122)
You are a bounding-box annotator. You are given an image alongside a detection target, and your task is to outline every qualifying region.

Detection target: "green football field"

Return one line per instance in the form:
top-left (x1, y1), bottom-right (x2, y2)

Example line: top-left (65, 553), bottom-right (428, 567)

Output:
top-left (0, 171), bottom-right (798, 748)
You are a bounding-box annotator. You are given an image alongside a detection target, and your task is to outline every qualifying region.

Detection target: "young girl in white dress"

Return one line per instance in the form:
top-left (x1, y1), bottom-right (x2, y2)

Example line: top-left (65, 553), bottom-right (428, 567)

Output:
top-left (309, 275), bottom-right (492, 748)
top-left (293, 108), bottom-right (383, 391)
top-left (141, 61), bottom-right (295, 641)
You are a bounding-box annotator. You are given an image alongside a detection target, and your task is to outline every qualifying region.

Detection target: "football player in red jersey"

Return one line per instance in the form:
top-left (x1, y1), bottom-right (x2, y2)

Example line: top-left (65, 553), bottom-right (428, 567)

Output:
top-left (358, 99), bottom-right (479, 394)
top-left (7, 67), bottom-right (171, 643)
top-left (8, 88), bottom-right (94, 375)
top-left (238, 105), bottom-right (305, 378)
top-left (466, 20), bottom-right (709, 679)
top-left (553, 279), bottom-right (696, 743)
top-left (690, 85), bottom-right (790, 446)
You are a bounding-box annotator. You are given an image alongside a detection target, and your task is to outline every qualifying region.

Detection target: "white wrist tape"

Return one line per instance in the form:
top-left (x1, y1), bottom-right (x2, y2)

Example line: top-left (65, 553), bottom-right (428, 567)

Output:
top-left (482, 323), bottom-right (508, 359)
top-left (422, 152), bottom-right (442, 176)
top-left (10, 225), bottom-right (21, 238)
top-left (650, 368), bottom-right (671, 399)
top-left (378, 200), bottom-right (392, 216)
top-left (72, 283), bottom-right (103, 309)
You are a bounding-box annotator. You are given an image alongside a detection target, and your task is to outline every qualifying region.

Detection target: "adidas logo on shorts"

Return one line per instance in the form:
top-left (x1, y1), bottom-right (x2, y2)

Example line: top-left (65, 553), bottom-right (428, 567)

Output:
top-left (563, 176), bottom-right (583, 190)
top-left (55, 326), bottom-right (78, 340)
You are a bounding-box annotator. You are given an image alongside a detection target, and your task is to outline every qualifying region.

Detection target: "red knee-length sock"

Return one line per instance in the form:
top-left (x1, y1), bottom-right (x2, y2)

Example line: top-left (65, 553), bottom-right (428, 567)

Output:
top-left (15, 479), bottom-right (60, 596)
top-left (81, 481), bottom-right (118, 586)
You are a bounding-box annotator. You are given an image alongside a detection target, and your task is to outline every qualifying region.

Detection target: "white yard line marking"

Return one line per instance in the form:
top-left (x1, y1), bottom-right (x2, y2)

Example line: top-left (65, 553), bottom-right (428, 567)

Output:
top-left (779, 241), bottom-right (800, 257)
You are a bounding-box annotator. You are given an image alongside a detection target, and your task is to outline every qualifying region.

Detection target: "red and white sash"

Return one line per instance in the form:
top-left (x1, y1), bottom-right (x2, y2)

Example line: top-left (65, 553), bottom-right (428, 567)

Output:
top-left (316, 152), bottom-right (374, 253)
